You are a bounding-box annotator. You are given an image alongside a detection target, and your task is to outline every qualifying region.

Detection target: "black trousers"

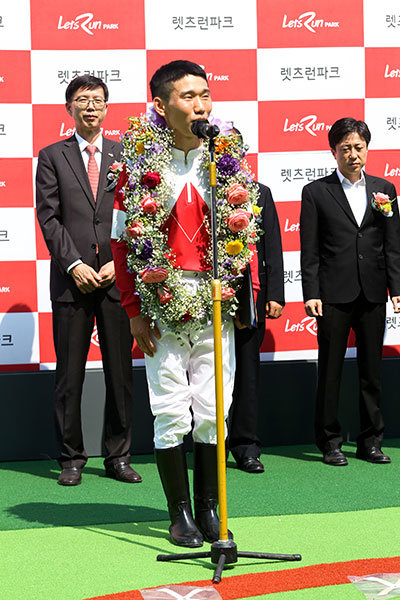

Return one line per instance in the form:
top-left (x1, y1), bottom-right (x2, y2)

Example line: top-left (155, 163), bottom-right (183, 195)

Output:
top-left (52, 287), bottom-right (133, 469)
top-left (315, 293), bottom-right (386, 452)
top-left (229, 321), bottom-right (265, 461)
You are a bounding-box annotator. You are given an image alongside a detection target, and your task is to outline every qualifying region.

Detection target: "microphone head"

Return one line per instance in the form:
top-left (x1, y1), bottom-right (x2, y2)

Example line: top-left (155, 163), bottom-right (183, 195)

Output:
top-left (191, 120), bottom-right (209, 138)
top-left (191, 120), bottom-right (220, 139)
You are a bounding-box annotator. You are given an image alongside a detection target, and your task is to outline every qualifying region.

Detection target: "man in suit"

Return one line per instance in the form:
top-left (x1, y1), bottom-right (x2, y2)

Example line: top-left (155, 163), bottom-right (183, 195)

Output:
top-left (36, 75), bottom-right (142, 486)
top-left (229, 183), bottom-right (284, 473)
top-left (300, 117), bottom-right (400, 466)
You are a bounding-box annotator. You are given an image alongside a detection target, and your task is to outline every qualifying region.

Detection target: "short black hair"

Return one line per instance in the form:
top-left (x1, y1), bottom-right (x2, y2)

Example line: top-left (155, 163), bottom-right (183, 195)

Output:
top-left (328, 118), bottom-right (371, 149)
top-left (65, 75), bottom-right (109, 103)
top-left (150, 60), bottom-right (208, 100)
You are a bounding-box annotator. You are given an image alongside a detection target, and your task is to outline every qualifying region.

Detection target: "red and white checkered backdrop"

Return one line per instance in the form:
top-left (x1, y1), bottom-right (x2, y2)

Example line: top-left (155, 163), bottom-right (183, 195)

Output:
top-left (1, 0), bottom-right (400, 371)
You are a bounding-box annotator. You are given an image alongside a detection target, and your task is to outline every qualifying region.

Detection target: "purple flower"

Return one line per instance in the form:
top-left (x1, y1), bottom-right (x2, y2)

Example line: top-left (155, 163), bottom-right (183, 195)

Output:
top-left (146, 106), bottom-right (167, 129)
top-left (208, 115), bottom-right (233, 135)
top-left (128, 177), bottom-right (136, 190)
top-left (217, 154), bottom-right (240, 176)
top-left (135, 240), bottom-right (153, 261)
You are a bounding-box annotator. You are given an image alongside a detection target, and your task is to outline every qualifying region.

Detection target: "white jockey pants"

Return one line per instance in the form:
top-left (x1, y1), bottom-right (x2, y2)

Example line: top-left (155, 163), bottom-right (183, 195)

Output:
top-left (145, 318), bottom-right (235, 449)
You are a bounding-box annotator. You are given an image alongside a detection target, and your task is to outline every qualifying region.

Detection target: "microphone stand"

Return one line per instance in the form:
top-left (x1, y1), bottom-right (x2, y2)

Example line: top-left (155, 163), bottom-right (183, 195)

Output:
top-left (157, 130), bottom-right (301, 583)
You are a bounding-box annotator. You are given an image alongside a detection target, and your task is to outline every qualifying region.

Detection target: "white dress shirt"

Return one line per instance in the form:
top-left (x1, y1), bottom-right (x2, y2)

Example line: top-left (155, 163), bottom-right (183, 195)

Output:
top-left (336, 168), bottom-right (367, 228)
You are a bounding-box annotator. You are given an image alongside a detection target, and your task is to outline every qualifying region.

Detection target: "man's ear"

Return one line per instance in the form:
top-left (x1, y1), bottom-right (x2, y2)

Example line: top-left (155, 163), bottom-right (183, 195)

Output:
top-left (65, 102), bottom-right (72, 116)
top-left (153, 96), bottom-right (166, 117)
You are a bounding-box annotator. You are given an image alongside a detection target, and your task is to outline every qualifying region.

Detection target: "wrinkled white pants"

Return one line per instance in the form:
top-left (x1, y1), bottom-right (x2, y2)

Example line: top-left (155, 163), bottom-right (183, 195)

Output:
top-left (145, 318), bottom-right (235, 449)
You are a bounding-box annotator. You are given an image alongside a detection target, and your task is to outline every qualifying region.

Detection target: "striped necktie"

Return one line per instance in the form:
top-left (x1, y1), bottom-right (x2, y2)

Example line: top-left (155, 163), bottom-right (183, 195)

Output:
top-left (86, 144), bottom-right (99, 200)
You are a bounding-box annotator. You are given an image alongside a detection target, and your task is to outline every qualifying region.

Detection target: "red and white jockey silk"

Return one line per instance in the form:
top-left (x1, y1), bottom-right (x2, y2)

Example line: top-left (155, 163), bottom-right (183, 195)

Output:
top-left (162, 183), bottom-right (210, 272)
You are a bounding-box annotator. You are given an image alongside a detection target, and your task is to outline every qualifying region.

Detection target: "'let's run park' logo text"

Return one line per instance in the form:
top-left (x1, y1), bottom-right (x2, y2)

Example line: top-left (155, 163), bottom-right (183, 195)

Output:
top-left (257, 0), bottom-right (363, 48)
top-left (57, 13), bottom-right (118, 35)
top-left (281, 12), bottom-right (339, 33)
top-left (30, 0), bottom-right (145, 49)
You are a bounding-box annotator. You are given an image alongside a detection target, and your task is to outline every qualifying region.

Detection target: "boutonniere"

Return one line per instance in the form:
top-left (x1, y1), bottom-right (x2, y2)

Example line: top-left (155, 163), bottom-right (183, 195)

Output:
top-left (105, 161), bottom-right (124, 191)
top-left (371, 192), bottom-right (396, 218)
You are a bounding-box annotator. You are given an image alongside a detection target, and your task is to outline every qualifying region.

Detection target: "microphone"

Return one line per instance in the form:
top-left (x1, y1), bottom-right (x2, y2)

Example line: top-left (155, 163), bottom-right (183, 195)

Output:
top-left (191, 120), bottom-right (220, 139)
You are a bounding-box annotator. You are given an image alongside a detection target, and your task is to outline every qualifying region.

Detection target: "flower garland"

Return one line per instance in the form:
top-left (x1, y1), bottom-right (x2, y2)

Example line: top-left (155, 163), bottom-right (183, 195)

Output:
top-left (109, 108), bottom-right (261, 331)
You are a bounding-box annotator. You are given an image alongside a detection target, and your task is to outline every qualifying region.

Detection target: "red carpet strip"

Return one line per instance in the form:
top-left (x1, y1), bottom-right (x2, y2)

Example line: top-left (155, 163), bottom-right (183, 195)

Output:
top-left (85, 556), bottom-right (400, 599)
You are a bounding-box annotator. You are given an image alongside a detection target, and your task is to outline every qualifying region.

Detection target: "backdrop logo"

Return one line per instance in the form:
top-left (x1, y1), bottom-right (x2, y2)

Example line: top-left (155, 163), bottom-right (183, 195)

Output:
top-left (283, 115), bottom-right (331, 137)
top-left (384, 64), bottom-right (400, 78)
top-left (285, 316), bottom-right (317, 336)
top-left (384, 163), bottom-right (400, 177)
top-left (258, 1), bottom-right (363, 48)
top-left (57, 13), bottom-right (119, 35)
top-left (283, 218), bottom-right (300, 233)
top-left (282, 12), bottom-right (339, 33)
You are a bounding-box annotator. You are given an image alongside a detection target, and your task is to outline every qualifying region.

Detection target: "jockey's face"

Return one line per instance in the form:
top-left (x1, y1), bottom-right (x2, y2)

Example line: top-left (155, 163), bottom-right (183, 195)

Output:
top-left (154, 75), bottom-right (212, 150)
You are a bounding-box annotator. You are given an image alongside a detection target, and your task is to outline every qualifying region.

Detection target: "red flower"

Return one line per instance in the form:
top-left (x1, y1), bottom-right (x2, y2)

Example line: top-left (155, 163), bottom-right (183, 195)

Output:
top-left (125, 222), bottom-right (143, 238)
top-left (226, 209), bottom-right (251, 233)
top-left (157, 286), bottom-right (173, 304)
top-left (180, 312), bottom-right (193, 322)
top-left (140, 267), bottom-right (168, 284)
top-left (141, 195), bottom-right (160, 214)
top-left (226, 183), bottom-right (249, 205)
top-left (221, 287), bottom-right (235, 301)
top-left (142, 172), bottom-right (161, 189)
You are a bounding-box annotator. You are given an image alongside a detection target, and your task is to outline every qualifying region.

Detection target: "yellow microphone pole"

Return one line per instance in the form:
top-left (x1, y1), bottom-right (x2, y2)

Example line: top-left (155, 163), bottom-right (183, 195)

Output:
top-left (157, 123), bottom-right (301, 582)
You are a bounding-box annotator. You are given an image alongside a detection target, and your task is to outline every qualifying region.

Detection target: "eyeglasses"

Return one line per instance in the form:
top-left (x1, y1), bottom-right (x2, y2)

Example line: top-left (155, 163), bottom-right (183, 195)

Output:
top-left (73, 97), bottom-right (106, 109)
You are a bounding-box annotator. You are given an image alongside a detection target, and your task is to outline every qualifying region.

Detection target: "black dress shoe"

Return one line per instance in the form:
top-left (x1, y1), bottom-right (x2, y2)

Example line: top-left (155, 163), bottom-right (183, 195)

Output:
top-left (58, 466), bottom-right (82, 486)
top-left (356, 446), bottom-right (391, 464)
top-left (237, 457), bottom-right (265, 473)
top-left (105, 461), bottom-right (142, 483)
top-left (322, 449), bottom-right (348, 466)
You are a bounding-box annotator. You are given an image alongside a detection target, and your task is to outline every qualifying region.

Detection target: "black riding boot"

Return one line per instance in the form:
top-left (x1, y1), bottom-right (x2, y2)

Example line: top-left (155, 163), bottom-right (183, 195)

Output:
top-left (155, 444), bottom-right (203, 548)
top-left (193, 442), bottom-right (233, 543)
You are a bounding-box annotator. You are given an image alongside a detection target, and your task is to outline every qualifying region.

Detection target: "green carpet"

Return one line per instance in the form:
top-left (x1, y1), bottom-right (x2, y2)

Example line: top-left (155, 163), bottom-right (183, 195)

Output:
top-left (2, 440), bottom-right (400, 531)
top-left (1, 441), bottom-right (399, 600)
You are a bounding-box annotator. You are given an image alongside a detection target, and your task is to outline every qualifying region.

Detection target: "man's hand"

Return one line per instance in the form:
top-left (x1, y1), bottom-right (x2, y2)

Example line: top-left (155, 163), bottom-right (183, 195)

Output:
top-left (305, 299), bottom-right (323, 317)
top-left (71, 263), bottom-right (102, 293)
top-left (130, 315), bottom-right (161, 357)
top-left (98, 261), bottom-right (116, 288)
top-left (391, 296), bottom-right (400, 313)
top-left (234, 314), bottom-right (247, 329)
top-left (266, 301), bottom-right (283, 319)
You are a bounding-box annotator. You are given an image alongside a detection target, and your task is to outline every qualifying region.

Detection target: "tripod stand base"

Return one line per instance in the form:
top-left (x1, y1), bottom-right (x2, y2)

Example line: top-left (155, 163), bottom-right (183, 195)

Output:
top-left (157, 539), bottom-right (301, 584)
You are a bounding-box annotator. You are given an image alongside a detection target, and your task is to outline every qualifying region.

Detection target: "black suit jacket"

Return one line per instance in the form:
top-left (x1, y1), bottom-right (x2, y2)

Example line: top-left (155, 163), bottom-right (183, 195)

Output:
top-left (256, 182), bottom-right (285, 319)
top-left (36, 135), bottom-right (121, 302)
top-left (300, 171), bottom-right (400, 304)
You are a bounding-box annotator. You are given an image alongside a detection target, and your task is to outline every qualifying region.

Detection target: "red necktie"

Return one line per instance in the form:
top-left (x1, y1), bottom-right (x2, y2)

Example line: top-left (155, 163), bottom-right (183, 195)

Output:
top-left (86, 144), bottom-right (99, 200)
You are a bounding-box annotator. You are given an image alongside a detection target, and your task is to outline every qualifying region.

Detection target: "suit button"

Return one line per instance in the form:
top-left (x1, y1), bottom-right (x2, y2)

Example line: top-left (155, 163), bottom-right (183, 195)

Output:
top-left (91, 243), bottom-right (96, 250)
top-left (358, 232), bottom-right (363, 238)
top-left (95, 219), bottom-right (100, 225)
top-left (359, 254), bottom-right (363, 259)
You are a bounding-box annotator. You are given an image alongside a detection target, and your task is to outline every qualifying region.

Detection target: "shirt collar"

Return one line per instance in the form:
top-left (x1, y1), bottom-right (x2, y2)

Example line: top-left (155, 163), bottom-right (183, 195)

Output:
top-left (336, 168), bottom-right (366, 187)
top-left (171, 145), bottom-right (203, 162)
top-left (75, 132), bottom-right (103, 154)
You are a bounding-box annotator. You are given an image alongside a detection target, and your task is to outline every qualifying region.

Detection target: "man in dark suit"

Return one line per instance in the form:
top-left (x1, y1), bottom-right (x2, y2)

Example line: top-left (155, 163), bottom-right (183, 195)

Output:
top-left (36, 75), bottom-right (142, 485)
top-left (300, 117), bottom-right (400, 466)
top-left (229, 182), bottom-right (284, 473)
